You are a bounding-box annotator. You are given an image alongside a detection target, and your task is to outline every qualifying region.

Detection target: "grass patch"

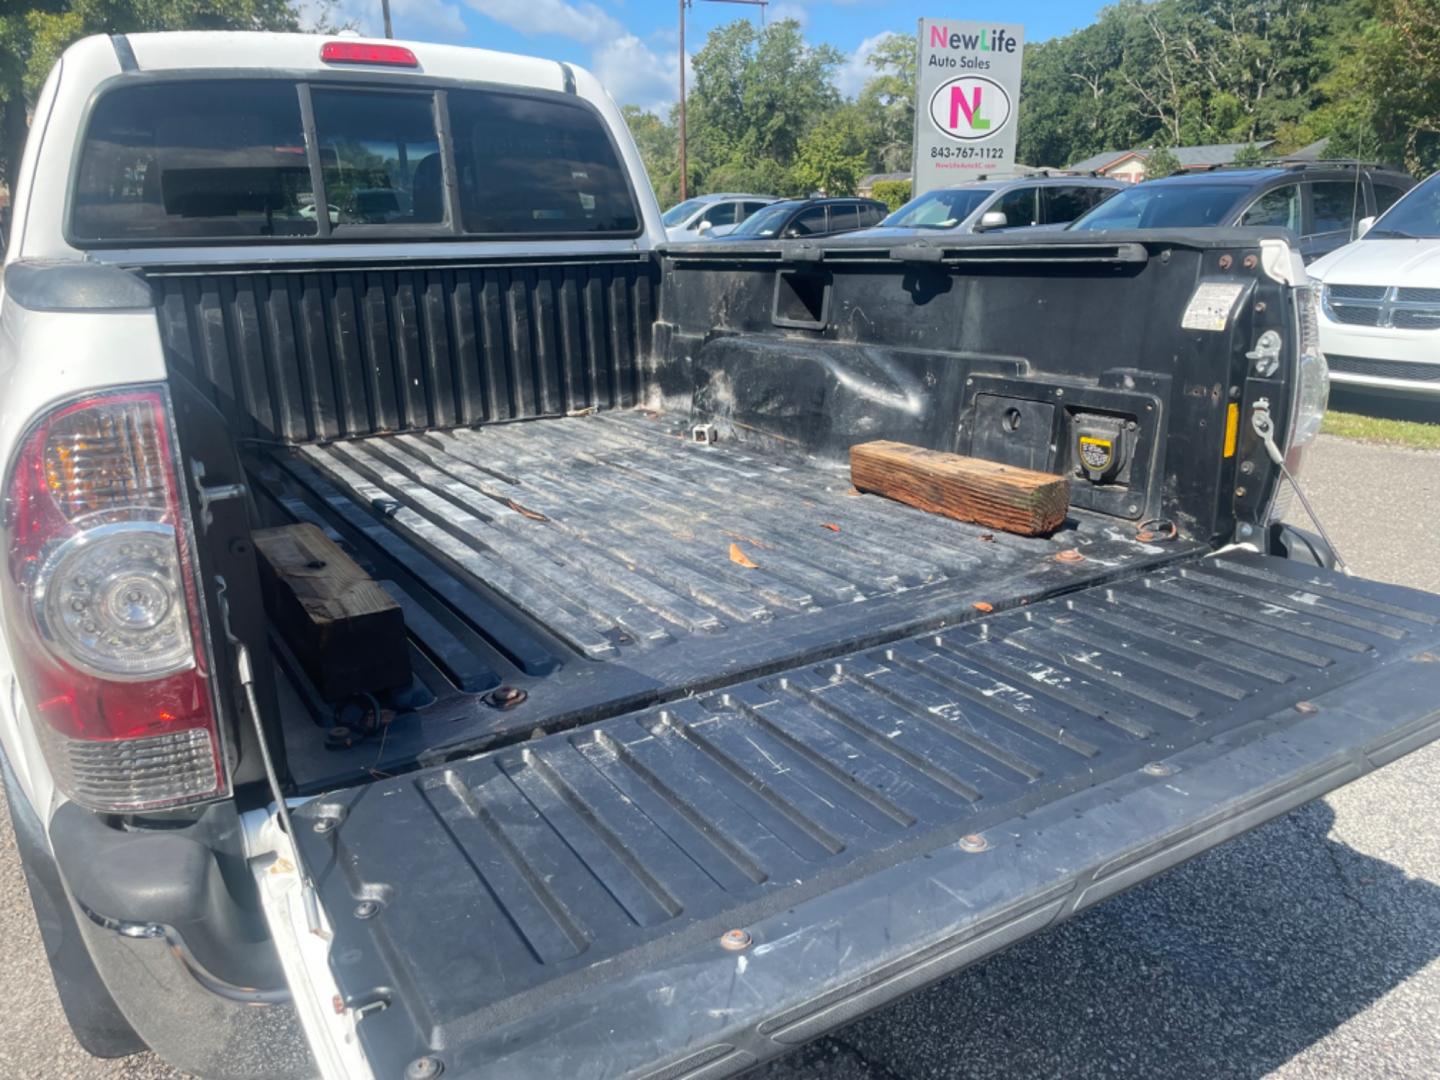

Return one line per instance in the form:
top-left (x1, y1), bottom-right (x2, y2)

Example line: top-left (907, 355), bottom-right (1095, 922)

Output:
top-left (1322, 409), bottom-right (1440, 451)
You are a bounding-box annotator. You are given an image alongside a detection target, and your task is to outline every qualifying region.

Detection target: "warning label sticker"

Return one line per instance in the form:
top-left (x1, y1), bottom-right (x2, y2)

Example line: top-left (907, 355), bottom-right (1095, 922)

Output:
top-left (1181, 282), bottom-right (1246, 332)
top-left (1079, 436), bottom-right (1113, 471)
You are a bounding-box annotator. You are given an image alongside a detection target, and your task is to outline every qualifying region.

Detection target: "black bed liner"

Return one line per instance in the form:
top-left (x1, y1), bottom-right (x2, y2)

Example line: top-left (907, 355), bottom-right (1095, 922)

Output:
top-left (249, 411), bottom-right (1201, 789)
top-left (292, 553), bottom-right (1440, 1080)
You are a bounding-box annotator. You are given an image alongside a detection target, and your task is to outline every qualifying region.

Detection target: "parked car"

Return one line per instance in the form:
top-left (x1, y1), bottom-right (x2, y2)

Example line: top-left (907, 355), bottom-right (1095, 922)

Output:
top-left (868, 175), bottom-right (1123, 237)
top-left (663, 193), bottom-right (778, 241)
top-left (7, 30), bottom-right (1440, 1080)
top-left (1069, 163), bottom-right (1414, 262)
top-left (720, 196), bottom-right (888, 240)
top-left (1307, 170), bottom-right (1440, 397)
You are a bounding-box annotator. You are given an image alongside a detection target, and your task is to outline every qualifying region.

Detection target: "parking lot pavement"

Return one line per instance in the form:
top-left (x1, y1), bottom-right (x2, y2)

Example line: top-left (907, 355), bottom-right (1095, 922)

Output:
top-left (2, 433), bottom-right (1439, 1080)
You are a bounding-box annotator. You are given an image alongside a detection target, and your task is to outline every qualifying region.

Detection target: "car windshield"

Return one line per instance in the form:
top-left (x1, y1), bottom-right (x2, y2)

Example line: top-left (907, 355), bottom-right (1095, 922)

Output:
top-left (882, 188), bottom-right (994, 229)
top-left (1366, 173), bottom-right (1440, 239)
top-left (661, 198), bottom-right (709, 227)
top-left (1069, 182), bottom-right (1245, 230)
top-left (731, 201), bottom-right (802, 238)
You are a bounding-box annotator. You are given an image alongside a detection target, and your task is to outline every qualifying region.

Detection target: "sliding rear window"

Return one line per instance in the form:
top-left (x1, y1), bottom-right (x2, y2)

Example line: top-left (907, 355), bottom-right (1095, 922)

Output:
top-left (72, 81), bottom-right (316, 241)
top-left (70, 79), bottom-right (640, 244)
top-left (448, 89), bottom-right (639, 235)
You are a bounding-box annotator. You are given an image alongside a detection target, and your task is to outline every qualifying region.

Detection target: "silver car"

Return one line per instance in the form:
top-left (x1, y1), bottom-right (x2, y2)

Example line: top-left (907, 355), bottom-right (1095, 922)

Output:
top-left (662, 193), bottom-right (779, 242)
top-left (868, 175), bottom-right (1123, 237)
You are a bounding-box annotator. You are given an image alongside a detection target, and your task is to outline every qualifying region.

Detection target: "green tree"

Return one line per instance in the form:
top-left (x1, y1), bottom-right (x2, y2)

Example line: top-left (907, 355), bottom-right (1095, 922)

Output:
top-left (1232, 142), bottom-right (1267, 166)
top-left (685, 18), bottom-right (842, 195)
top-left (1143, 145), bottom-right (1182, 178)
top-left (621, 104), bottom-right (680, 207)
top-left (791, 104), bottom-right (871, 195)
top-left (2, 0), bottom-right (303, 193)
top-left (1320, 0), bottom-right (1440, 172)
top-left (856, 33), bottom-right (916, 172)
top-left (870, 178), bottom-right (912, 212)
top-left (1017, 0), bottom-right (1357, 170)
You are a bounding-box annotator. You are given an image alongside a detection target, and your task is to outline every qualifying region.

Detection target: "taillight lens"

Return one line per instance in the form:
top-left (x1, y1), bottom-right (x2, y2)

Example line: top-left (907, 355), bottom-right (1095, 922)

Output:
top-left (1289, 286), bottom-right (1330, 450)
top-left (1269, 287), bottom-right (1329, 522)
top-left (2, 388), bottom-right (226, 812)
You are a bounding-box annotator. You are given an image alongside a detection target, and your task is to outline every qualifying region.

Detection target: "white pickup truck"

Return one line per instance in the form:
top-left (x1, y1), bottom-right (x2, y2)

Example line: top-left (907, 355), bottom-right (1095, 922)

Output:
top-left (4, 31), bottom-right (1440, 1080)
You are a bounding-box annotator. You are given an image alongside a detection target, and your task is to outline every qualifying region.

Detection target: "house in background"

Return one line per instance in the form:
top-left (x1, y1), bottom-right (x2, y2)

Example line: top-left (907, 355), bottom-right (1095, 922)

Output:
top-left (857, 171), bottom-right (912, 197)
top-left (1286, 138), bottom-right (1333, 161)
top-left (1068, 142), bottom-right (1276, 182)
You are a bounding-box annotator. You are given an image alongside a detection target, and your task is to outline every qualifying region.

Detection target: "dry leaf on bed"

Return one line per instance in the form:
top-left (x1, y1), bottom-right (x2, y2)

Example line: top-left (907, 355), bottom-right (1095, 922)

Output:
top-left (821, 522), bottom-right (841, 532)
top-left (505, 499), bottom-right (549, 522)
top-left (729, 542), bottom-right (760, 569)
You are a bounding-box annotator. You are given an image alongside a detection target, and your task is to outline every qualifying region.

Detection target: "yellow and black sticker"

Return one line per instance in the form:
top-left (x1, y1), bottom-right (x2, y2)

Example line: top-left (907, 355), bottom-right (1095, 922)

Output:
top-left (1079, 435), bottom-right (1113, 471)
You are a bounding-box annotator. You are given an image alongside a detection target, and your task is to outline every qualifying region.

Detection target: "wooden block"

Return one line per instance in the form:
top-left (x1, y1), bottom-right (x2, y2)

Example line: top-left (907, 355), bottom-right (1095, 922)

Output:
top-left (253, 523), bottom-right (410, 700)
top-left (849, 440), bottom-right (1070, 537)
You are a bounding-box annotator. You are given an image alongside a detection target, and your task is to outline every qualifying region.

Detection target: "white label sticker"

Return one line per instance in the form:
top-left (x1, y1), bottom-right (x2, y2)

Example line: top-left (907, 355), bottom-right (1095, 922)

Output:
top-left (1181, 282), bottom-right (1246, 332)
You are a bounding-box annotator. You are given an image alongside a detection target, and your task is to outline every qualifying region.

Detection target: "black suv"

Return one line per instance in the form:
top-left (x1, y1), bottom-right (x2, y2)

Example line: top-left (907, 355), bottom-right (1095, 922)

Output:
top-left (724, 197), bottom-right (889, 241)
top-left (1069, 162), bottom-right (1414, 261)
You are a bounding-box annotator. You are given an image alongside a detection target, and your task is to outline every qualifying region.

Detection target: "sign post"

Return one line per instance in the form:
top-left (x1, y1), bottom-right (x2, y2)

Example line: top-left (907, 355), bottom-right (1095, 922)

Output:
top-left (912, 19), bottom-right (1025, 197)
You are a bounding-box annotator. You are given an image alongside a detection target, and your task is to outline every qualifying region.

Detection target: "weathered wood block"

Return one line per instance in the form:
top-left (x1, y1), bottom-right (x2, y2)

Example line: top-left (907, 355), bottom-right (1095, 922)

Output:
top-left (849, 440), bottom-right (1070, 537)
top-left (253, 523), bottom-right (410, 700)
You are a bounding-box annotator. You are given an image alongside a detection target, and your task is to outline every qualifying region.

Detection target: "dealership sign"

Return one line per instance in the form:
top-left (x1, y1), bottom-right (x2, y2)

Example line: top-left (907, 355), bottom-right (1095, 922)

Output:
top-left (913, 19), bottom-right (1025, 196)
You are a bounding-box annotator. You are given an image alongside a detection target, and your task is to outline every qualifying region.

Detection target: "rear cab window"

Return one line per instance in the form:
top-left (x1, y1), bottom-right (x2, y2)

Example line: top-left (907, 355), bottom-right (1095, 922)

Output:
top-left (72, 81), bottom-right (317, 241)
top-left (70, 77), bottom-right (640, 245)
top-left (312, 89), bottom-right (442, 226)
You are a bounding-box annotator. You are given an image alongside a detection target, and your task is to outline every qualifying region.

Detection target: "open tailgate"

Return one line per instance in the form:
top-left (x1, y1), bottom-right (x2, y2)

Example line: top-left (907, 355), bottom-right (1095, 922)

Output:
top-left (258, 553), bottom-right (1440, 1080)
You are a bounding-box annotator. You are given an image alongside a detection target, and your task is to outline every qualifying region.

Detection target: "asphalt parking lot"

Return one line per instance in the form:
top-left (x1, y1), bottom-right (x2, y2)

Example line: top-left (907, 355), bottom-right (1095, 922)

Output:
top-left (3, 429), bottom-right (1439, 1080)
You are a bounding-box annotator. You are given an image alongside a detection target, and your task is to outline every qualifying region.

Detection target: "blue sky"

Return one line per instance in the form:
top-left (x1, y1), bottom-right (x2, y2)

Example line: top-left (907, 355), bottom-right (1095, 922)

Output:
top-left (328, 0), bottom-right (1107, 112)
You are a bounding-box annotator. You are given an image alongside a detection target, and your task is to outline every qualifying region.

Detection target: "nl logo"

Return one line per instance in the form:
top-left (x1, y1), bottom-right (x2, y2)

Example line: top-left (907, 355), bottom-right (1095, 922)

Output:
top-left (928, 75), bottom-right (1013, 142)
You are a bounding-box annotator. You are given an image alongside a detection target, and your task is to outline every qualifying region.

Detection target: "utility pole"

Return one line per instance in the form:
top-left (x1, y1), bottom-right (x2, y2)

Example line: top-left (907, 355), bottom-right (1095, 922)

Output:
top-left (676, 0), bottom-right (767, 203)
top-left (381, 0), bottom-right (394, 38)
top-left (679, 0), bottom-right (687, 201)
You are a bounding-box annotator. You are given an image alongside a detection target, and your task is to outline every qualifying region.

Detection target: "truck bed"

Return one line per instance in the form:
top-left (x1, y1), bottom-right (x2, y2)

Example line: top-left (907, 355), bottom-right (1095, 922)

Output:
top-left (247, 410), bottom-right (1202, 789)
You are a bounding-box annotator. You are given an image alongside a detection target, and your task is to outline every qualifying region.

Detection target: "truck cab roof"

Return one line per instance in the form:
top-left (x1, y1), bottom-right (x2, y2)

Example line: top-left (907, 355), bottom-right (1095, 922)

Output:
top-left (7, 32), bottom-right (666, 263)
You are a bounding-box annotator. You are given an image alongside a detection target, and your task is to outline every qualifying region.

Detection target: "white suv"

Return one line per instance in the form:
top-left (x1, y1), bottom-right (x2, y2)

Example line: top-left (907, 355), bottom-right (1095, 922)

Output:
top-left (1308, 170), bottom-right (1440, 397)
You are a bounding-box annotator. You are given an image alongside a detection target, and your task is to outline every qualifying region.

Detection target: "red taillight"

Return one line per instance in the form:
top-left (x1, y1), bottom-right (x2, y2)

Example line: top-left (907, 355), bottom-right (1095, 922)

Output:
top-left (2, 388), bottom-right (226, 812)
top-left (320, 41), bottom-right (418, 67)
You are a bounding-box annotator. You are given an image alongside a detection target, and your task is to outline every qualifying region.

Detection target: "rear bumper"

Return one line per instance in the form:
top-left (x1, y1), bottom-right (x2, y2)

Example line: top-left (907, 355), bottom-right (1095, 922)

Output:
top-left (71, 911), bottom-right (315, 1080)
top-left (44, 802), bottom-right (313, 1079)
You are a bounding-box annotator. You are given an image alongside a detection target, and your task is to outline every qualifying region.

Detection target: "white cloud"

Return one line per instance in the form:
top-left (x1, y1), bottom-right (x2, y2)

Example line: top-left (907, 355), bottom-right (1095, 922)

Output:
top-left (768, 3), bottom-right (808, 26)
top-left (464, 0), bottom-right (624, 40)
top-left (835, 30), bottom-right (892, 99)
top-left (392, 0), bottom-right (468, 39)
top-left (464, 0), bottom-right (687, 109)
top-left (593, 33), bottom-right (683, 113)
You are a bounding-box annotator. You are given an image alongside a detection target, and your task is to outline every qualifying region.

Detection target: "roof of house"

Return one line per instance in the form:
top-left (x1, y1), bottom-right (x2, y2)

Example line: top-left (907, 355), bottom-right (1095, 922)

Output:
top-left (860, 171), bottom-right (913, 187)
top-left (1285, 137), bottom-right (1332, 161)
top-left (1068, 142), bottom-right (1275, 173)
